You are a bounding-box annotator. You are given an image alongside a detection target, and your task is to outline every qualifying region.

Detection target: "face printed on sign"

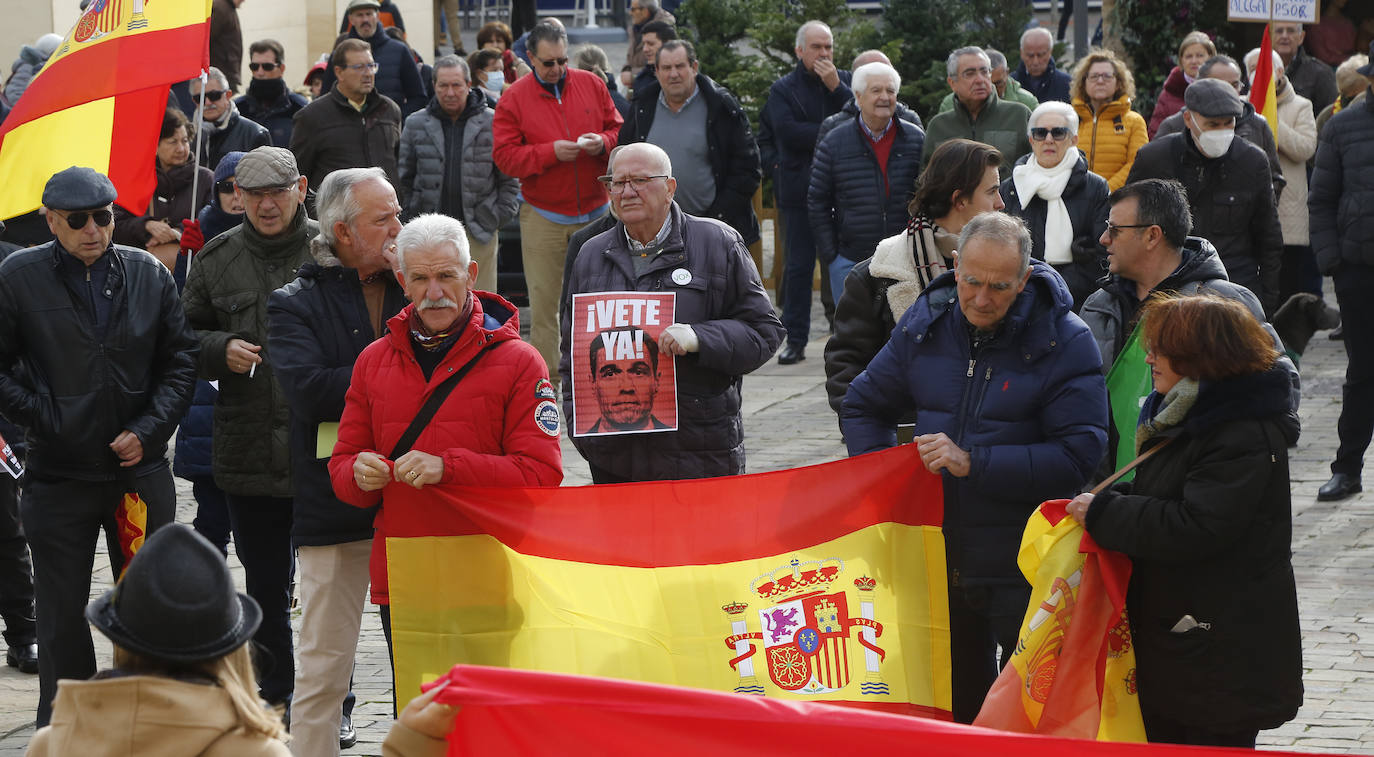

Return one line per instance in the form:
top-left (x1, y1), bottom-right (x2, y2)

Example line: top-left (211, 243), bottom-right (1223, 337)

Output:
top-left (570, 292), bottom-right (679, 437)
top-left (590, 329), bottom-right (661, 431)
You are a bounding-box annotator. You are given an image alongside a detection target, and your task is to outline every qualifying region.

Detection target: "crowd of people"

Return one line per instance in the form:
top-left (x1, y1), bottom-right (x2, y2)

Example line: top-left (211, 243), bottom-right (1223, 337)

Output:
top-left (0, 0), bottom-right (1372, 753)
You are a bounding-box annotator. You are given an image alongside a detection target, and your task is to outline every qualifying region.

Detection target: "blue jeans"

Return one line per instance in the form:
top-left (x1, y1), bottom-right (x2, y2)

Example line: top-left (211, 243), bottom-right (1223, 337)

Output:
top-left (780, 205), bottom-right (817, 349)
top-left (828, 256), bottom-right (858, 307)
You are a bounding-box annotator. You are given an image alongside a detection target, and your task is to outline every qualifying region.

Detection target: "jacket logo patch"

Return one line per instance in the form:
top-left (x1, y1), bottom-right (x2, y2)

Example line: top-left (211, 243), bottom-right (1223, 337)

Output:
top-left (534, 378), bottom-right (556, 400)
top-left (535, 400), bottom-right (561, 437)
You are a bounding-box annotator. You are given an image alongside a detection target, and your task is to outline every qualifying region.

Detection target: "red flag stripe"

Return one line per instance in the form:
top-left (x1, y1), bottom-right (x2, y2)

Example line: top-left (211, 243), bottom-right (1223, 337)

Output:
top-left (108, 85), bottom-right (170, 213)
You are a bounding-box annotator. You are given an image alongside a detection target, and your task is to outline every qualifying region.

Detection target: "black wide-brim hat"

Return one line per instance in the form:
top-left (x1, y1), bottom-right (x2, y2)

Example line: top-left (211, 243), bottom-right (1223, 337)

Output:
top-left (86, 524), bottom-right (261, 664)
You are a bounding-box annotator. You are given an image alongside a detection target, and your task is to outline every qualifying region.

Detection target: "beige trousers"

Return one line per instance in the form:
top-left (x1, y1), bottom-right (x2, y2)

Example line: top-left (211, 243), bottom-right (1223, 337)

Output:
top-left (468, 228), bottom-right (499, 295)
top-left (519, 204), bottom-right (598, 375)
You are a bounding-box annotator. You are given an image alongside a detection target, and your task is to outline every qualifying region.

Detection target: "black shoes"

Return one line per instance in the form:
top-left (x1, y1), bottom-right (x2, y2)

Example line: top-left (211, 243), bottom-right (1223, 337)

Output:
top-left (5, 643), bottom-right (37, 674)
top-left (1318, 473), bottom-right (1362, 501)
top-left (778, 344), bottom-right (805, 365)
top-left (340, 713), bottom-right (357, 750)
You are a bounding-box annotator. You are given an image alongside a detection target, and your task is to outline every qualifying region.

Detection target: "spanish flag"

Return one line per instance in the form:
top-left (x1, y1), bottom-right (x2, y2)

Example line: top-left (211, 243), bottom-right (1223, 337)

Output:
top-left (385, 445), bottom-right (953, 717)
top-left (974, 499), bottom-right (1145, 741)
top-left (0, 0), bottom-right (212, 221)
top-left (1251, 25), bottom-right (1279, 138)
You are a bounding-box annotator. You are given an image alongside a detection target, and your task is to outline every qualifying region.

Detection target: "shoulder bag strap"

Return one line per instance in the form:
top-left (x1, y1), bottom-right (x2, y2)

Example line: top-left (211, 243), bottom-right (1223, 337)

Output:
top-left (388, 340), bottom-right (503, 460)
top-left (1090, 436), bottom-right (1174, 495)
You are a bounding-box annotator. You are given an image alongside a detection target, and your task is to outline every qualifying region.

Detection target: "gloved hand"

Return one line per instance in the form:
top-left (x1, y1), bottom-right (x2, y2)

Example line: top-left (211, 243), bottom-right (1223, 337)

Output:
top-left (180, 219), bottom-right (204, 254)
top-left (659, 323), bottom-right (699, 356)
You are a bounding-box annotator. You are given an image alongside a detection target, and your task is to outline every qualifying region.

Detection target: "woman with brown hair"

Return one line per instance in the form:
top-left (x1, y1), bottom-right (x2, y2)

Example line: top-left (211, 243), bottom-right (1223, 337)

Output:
top-left (113, 107), bottom-right (213, 271)
top-left (1070, 48), bottom-right (1148, 191)
top-left (477, 21), bottom-right (531, 83)
top-left (1148, 31), bottom-right (1216, 137)
top-left (1067, 293), bottom-right (1302, 747)
top-left (823, 138), bottom-right (1005, 420)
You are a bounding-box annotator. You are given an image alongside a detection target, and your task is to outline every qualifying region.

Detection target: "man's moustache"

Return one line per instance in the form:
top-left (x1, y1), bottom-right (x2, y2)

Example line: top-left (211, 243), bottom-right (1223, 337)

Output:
top-left (418, 297), bottom-right (459, 310)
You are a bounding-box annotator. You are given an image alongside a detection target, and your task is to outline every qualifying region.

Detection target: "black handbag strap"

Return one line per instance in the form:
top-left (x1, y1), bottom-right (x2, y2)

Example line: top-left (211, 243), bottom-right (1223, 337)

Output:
top-left (388, 340), bottom-right (503, 460)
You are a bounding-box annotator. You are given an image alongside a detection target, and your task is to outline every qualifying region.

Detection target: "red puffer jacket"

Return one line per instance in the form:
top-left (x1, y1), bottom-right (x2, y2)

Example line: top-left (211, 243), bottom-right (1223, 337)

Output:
top-left (492, 67), bottom-right (622, 217)
top-left (328, 291), bottom-right (563, 604)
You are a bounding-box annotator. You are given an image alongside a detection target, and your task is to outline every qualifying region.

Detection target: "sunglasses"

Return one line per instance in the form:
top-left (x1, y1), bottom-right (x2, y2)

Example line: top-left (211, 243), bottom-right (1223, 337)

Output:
top-left (536, 57), bottom-right (569, 68)
top-left (196, 89), bottom-right (228, 103)
top-left (53, 208), bottom-right (113, 229)
top-left (1030, 126), bottom-right (1071, 141)
top-left (215, 179), bottom-right (236, 195)
top-left (248, 62), bottom-right (279, 72)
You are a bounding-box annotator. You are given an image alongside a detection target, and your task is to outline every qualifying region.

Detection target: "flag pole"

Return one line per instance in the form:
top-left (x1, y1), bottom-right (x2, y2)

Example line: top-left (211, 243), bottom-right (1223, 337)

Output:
top-left (187, 69), bottom-right (208, 278)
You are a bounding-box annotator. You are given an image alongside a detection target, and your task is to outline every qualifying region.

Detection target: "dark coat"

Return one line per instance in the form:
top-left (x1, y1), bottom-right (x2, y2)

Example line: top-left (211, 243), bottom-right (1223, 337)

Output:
top-left (209, 0), bottom-right (242, 92)
top-left (290, 87), bottom-right (403, 195)
top-left (1155, 101), bottom-right (1286, 200)
top-left (620, 73), bottom-right (762, 245)
top-left (763, 62), bottom-right (852, 207)
top-left (317, 26), bottom-right (426, 117)
top-left (235, 86), bottom-right (310, 149)
top-left (1010, 59), bottom-right (1071, 104)
top-left (199, 110), bottom-right (271, 174)
top-left (1286, 47), bottom-right (1338, 117)
top-left (808, 116), bottom-right (924, 265)
top-left (0, 243), bottom-right (198, 480)
top-left (113, 161), bottom-right (214, 248)
top-left (999, 152), bottom-right (1109, 310)
top-left (559, 204), bottom-right (785, 481)
top-left (841, 261), bottom-right (1108, 584)
top-left (1127, 131), bottom-right (1283, 314)
top-left (815, 99), bottom-right (922, 148)
top-left (267, 240), bottom-right (407, 547)
top-left (1309, 87), bottom-right (1374, 273)
top-left (1085, 365), bottom-right (1302, 732)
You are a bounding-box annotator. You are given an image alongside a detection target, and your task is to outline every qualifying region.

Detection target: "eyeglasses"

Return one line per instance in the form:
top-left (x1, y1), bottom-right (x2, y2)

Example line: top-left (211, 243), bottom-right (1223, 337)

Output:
top-left (344, 62), bottom-right (380, 73)
top-left (536, 57), bottom-right (569, 68)
top-left (52, 208), bottom-right (113, 229)
top-left (957, 66), bottom-right (991, 81)
top-left (599, 175), bottom-right (669, 194)
top-left (248, 61), bottom-right (279, 72)
top-left (1087, 72), bottom-right (1116, 82)
top-left (243, 185), bottom-right (295, 200)
top-left (196, 89), bottom-right (227, 103)
top-left (1030, 126), bottom-right (1072, 141)
top-left (1105, 221), bottom-right (1153, 238)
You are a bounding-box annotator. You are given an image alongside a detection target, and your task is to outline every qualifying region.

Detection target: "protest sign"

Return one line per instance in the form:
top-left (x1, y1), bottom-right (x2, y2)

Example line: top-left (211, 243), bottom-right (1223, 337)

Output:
top-left (569, 292), bottom-right (678, 437)
top-left (0, 432), bottom-right (20, 480)
top-left (1228, 0), bottom-right (1317, 24)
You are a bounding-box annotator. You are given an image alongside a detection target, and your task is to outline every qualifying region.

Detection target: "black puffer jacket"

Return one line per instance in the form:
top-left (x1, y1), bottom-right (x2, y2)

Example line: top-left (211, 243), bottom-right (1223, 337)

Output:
top-left (1309, 87), bottom-right (1374, 273)
top-left (807, 116), bottom-right (924, 264)
top-left (291, 87), bottom-right (402, 195)
top-left (0, 243), bottom-right (198, 480)
top-left (1085, 365), bottom-right (1302, 732)
top-left (267, 239), bottom-right (407, 547)
top-left (1155, 101), bottom-right (1285, 200)
top-left (619, 73), bottom-right (762, 246)
top-left (558, 204), bottom-right (785, 481)
top-left (1000, 152), bottom-right (1109, 310)
top-left (1127, 131), bottom-right (1283, 315)
top-left (762, 62), bottom-right (852, 208)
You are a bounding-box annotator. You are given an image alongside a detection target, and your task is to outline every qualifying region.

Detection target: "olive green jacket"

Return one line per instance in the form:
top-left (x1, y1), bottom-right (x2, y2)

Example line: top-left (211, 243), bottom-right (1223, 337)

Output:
top-left (937, 77), bottom-right (1039, 116)
top-left (921, 90), bottom-right (1032, 180)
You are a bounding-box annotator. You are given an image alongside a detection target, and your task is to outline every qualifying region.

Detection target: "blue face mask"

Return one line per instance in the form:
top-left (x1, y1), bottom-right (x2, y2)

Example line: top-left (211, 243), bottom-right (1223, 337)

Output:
top-left (484, 74), bottom-right (505, 94)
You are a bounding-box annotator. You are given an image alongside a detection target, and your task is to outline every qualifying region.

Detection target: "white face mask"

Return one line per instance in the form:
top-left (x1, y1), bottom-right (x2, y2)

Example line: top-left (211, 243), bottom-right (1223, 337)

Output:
top-left (1192, 126), bottom-right (1235, 158)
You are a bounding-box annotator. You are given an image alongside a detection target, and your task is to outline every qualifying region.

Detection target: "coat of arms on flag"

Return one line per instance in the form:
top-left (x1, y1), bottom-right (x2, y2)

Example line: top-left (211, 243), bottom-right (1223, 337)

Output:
top-left (74, 0), bottom-right (150, 44)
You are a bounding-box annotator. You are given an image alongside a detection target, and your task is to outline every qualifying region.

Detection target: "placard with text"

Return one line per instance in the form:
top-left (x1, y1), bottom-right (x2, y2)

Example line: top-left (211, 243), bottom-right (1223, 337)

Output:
top-left (570, 292), bottom-right (678, 437)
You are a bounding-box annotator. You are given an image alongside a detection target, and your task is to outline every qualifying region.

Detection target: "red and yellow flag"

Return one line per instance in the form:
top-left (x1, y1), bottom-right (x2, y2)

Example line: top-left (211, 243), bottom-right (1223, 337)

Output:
top-left (1251, 25), bottom-right (1279, 138)
top-left (974, 499), bottom-right (1144, 741)
top-left (385, 446), bottom-right (952, 716)
top-left (0, 0), bottom-right (211, 220)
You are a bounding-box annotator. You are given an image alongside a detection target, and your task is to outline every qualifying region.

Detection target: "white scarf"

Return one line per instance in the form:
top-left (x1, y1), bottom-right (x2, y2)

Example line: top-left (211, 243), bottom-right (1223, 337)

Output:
top-left (1012, 148), bottom-right (1076, 265)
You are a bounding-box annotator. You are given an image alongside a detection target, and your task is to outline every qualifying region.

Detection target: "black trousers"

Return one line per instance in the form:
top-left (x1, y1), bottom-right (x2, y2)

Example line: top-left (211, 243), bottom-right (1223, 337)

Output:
top-left (225, 493), bottom-right (295, 705)
top-left (0, 471), bottom-right (36, 649)
top-left (1143, 713), bottom-right (1258, 747)
top-left (1333, 264), bottom-right (1374, 476)
top-left (21, 468), bottom-right (175, 726)
top-left (947, 573), bottom-right (1030, 724)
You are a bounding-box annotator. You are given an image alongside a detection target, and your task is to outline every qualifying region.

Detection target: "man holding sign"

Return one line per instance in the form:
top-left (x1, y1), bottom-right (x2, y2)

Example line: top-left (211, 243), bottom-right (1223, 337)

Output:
top-left (560, 143), bottom-right (784, 482)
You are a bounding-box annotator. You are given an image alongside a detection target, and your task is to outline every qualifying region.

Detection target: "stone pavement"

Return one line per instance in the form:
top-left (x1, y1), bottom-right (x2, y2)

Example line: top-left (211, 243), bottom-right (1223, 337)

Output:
top-left (0, 275), bottom-right (1371, 753)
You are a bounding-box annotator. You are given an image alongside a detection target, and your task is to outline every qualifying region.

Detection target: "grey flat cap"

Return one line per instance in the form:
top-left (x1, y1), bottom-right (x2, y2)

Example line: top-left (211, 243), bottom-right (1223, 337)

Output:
top-left (41, 166), bottom-right (117, 211)
top-left (234, 147), bottom-right (300, 190)
top-left (346, 0), bottom-right (381, 12)
top-left (1184, 78), bottom-right (1244, 119)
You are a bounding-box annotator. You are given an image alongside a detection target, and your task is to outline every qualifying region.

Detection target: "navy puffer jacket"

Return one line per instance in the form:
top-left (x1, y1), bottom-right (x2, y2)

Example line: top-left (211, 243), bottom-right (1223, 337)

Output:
top-left (807, 115), bottom-right (924, 265)
top-left (842, 260), bottom-right (1108, 584)
top-left (1309, 87), bottom-right (1374, 273)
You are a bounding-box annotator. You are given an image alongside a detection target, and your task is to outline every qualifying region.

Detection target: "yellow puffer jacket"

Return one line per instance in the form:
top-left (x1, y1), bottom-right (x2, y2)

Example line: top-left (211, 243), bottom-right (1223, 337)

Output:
top-left (1073, 96), bottom-right (1148, 191)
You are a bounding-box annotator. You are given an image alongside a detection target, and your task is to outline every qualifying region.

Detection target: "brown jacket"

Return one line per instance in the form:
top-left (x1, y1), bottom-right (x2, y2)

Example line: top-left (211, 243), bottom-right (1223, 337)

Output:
top-left (26, 675), bottom-right (290, 757)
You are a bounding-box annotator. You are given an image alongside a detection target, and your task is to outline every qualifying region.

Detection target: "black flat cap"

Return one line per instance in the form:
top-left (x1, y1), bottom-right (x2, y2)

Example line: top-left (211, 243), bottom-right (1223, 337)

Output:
top-left (42, 166), bottom-right (117, 211)
top-left (1184, 78), bottom-right (1244, 119)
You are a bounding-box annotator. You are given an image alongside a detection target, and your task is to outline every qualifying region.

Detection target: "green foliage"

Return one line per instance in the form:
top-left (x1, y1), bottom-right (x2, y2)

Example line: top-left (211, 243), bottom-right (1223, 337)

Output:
top-left (880, 0), bottom-right (1033, 123)
top-left (1114, 0), bottom-right (1234, 117)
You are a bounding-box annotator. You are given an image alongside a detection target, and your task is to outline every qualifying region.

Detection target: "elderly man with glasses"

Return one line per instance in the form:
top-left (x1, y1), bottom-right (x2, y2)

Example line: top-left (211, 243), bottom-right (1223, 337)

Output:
top-left (495, 21), bottom-right (623, 380)
top-left (0, 166), bottom-right (198, 726)
top-left (190, 66), bottom-right (270, 172)
top-left (559, 143), bottom-right (783, 483)
top-left (922, 46), bottom-right (1031, 181)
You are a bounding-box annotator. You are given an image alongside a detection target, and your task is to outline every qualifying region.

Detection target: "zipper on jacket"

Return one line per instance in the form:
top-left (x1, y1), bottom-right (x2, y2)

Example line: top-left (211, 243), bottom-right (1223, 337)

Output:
top-left (1089, 112), bottom-right (1100, 172)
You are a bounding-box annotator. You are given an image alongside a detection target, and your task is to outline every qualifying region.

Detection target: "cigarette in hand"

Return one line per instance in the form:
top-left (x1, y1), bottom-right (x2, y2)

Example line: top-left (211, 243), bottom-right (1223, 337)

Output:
top-left (249, 363), bottom-right (256, 379)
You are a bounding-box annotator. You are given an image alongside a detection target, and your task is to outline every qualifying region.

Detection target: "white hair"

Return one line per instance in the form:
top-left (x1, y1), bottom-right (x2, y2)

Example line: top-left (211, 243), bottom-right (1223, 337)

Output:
top-left (617, 142), bottom-right (672, 177)
top-left (1243, 47), bottom-right (1285, 75)
top-left (852, 62), bottom-right (900, 96)
top-left (316, 167), bottom-right (389, 247)
top-left (1020, 27), bottom-right (1053, 49)
top-left (200, 67), bottom-right (230, 90)
top-left (794, 20), bottom-right (832, 51)
top-left (1029, 101), bottom-right (1080, 135)
top-left (395, 214), bottom-right (471, 277)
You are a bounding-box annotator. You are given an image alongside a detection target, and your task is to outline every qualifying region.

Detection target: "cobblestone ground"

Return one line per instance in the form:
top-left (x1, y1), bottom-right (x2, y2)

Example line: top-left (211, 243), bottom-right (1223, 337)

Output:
top-left (0, 266), bottom-right (1369, 752)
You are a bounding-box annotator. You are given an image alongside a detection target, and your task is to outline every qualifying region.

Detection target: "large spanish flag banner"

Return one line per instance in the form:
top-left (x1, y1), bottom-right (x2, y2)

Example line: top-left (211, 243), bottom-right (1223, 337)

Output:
top-left (385, 445), bottom-right (951, 716)
top-left (1250, 25), bottom-right (1279, 138)
top-left (975, 499), bottom-right (1145, 741)
top-left (0, 0), bottom-right (212, 221)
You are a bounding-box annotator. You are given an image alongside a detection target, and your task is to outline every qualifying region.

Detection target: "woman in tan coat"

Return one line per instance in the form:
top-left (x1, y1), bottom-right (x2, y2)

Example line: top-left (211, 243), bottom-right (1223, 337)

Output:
top-left (1071, 49), bottom-right (1148, 191)
top-left (26, 526), bottom-right (289, 757)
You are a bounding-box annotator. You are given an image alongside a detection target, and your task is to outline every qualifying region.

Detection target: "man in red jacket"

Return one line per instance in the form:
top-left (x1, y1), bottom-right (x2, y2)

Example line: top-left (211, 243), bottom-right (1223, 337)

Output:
top-left (328, 212), bottom-right (562, 670)
top-left (493, 21), bottom-right (623, 378)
